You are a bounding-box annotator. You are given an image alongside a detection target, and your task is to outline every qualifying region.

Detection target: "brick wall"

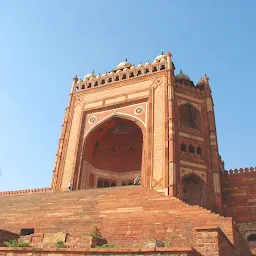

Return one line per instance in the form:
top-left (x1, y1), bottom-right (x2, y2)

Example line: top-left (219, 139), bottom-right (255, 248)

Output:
top-left (222, 168), bottom-right (256, 221)
top-left (193, 226), bottom-right (252, 256)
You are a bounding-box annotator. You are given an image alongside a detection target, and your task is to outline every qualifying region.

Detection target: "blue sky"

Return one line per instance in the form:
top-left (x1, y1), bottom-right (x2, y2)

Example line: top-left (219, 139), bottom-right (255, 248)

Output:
top-left (0, 1), bottom-right (255, 191)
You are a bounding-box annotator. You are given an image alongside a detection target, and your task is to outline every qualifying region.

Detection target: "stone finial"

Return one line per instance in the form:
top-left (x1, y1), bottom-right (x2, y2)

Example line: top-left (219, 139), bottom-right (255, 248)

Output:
top-left (180, 69), bottom-right (183, 74)
top-left (125, 57), bottom-right (128, 62)
top-left (73, 75), bottom-right (78, 82)
top-left (204, 74), bottom-right (209, 83)
top-left (161, 51), bottom-right (164, 55)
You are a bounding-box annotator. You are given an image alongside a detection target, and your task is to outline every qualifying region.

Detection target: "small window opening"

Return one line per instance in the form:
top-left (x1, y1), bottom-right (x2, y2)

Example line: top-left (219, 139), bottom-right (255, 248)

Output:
top-left (145, 69), bottom-right (149, 74)
top-left (152, 66), bottom-right (157, 72)
top-left (160, 65), bottom-right (165, 70)
top-left (104, 181), bottom-right (110, 187)
top-left (97, 180), bottom-right (103, 188)
top-left (101, 79), bottom-right (105, 85)
top-left (248, 234), bottom-right (256, 241)
top-left (115, 76), bottom-right (119, 81)
top-left (81, 84), bottom-right (85, 89)
top-left (94, 81), bottom-right (98, 86)
top-left (122, 74), bottom-right (126, 79)
top-left (129, 72), bottom-right (134, 78)
top-left (20, 229), bottom-right (34, 236)
top-left (197, 147), bottom-right (202, 155)
top-left (108, 78), bottom-right (112, 83)
top-left (181, 143), bottom-right (187, 152)
top-left (87, 83), bottom-right (92, 88)
top-left (188, 145), bottom-right (195, 154)
top-left (75, 86), bottom-right (79, 92)
top-left (137, 70), bottom-right (142, 76)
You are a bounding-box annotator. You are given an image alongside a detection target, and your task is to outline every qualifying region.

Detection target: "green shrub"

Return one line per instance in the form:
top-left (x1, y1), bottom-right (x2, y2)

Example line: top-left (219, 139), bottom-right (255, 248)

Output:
top-left (95, 243), bottom-right (118, 248)
top-left (84, 226), bottom-right (104, 240)
top-left (4, 239), bottom-right (30, 247)
top-left (55, 240), bottom-right (65, 248)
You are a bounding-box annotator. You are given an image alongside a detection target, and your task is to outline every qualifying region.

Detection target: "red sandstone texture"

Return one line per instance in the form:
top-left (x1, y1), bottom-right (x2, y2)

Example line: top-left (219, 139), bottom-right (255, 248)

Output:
top-left (0, 186), bottom-right (252, 256)
top-left (0, 52), bottom-right (255, 255)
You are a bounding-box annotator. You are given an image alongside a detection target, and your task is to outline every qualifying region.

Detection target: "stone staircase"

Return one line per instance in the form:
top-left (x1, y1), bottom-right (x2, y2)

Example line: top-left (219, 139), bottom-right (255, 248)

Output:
top-left (0, 185), bottom-right (233, 249)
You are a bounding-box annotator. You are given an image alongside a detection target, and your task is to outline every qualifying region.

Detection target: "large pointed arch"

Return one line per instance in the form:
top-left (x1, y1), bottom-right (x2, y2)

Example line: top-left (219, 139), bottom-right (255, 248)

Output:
top-left (75, 114), bottom-right (147, 190)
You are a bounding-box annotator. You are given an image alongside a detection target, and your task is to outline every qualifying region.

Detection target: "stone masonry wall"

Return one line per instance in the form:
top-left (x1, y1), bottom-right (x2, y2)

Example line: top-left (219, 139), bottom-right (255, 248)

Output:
top-left (0, 247), bottom-right (202, 256)
top-left (222, 167), bottom-right (256, 222)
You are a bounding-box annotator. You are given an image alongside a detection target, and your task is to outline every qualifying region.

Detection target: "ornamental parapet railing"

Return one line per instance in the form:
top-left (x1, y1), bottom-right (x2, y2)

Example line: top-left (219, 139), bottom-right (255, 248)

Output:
top-left (0, 187), bottom-right (52, 196)
top-left (224, 167), bottom-right (256, 176)
top-left (175, 82), bottom-right (204, 96)
top-left (73, 60), bottom-right (168, 93)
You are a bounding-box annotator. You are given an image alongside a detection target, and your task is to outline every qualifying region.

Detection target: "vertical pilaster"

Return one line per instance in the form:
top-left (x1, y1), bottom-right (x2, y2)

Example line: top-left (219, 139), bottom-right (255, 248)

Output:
top-left (51, 76), bottom-right (77, 191)
top-left (204, 76), bottom-right (223, 213)
top-left (167, 52), bottom-right (176, 196)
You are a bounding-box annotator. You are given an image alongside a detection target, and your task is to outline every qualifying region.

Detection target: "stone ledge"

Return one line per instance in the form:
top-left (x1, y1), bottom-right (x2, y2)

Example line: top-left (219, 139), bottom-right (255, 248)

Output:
top-left (0, 247), bottom-right (197, 253)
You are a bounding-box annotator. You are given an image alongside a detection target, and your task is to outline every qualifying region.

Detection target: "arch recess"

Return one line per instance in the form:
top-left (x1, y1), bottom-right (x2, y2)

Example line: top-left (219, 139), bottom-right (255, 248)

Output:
top-left (77, 115), bottom-right (146, 190)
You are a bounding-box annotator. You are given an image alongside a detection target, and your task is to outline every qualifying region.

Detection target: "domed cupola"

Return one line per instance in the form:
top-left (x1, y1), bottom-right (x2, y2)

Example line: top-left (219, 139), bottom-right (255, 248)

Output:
top-left (153, 52), bottom-right (167, 63)
top-left (116, 58), bottom-right (132, 70)
top-left (196, 77), bottom-right (205, 87)
top-left (175, 69), bottom-right (191, 82)
top-left (84, 70), bottom-right (96, 81)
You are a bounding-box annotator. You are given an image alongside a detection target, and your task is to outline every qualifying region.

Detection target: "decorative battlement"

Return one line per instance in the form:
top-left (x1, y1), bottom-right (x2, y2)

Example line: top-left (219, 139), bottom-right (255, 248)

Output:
top-left (73, 55), bottom-right (169, 93)
top-left (0, 187), bottom-right (52, 196)
top-left (224, 167), bottom-right (256, 175)
top-left (174, 82), bottom-right (204, 96)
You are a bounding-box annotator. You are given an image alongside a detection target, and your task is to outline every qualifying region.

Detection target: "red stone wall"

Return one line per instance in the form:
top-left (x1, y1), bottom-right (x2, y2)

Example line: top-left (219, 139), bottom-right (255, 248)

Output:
top-left (193, 226), bottom-right (252, 256)
top-left (0, 247), bottom-right (202, 256)
top-left (221, 168), bottom-right (256, 221)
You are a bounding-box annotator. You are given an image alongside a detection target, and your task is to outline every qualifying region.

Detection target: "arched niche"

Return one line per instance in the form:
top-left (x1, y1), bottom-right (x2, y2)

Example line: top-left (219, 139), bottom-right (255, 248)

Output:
top-left (78, 116), bottom-right (144, 189)
top-left (179, 104), bottom-right (201, 130)
top-left (181, 173), bottom-right (206, 207)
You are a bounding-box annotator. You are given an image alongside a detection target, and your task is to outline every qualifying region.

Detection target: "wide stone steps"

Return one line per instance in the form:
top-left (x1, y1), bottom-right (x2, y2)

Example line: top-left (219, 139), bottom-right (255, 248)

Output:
top-left (0, 186), bottom-right (232, 248)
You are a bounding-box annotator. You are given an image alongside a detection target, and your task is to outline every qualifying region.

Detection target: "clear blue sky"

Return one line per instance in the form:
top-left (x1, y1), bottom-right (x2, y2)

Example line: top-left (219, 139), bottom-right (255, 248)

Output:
top-left (0, 1), bottom-right (255, 191)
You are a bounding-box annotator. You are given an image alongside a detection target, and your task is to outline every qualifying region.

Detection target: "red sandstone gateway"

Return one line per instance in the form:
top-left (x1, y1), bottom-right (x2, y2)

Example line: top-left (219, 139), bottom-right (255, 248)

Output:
top-left (0, 52), bottom-right (255, 256)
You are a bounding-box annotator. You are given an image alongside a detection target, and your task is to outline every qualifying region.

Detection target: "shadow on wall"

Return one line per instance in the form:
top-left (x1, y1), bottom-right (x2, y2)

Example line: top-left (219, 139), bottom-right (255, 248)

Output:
top-left (0, 230), bottom-right (19, 246)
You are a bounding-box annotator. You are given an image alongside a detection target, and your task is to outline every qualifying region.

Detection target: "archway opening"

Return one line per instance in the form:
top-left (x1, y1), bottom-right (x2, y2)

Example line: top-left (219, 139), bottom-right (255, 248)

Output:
top-left (79, 117), bottom-right (143, 189)
top-left (179, 104), bottom-right (201, 130)
top-left (181, 174), bottom-right (206, 207)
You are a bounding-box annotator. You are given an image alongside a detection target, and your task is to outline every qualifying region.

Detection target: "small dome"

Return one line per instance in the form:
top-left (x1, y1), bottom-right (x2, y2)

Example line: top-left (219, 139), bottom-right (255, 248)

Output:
top-left (96, 74), bottom-right (101, 78)
top-left (196, 78), bottom-right (205, 86)
top-left (109, 71), bottom-right (114, 75)
top-left (160, 58), bottom-right (166, 63)
top-left (117, 58), bottom-right (132, 69)
top-left (154, 52), bottom-right (166, 62)
top-left (175, 69), bottom-right (191, 81)
top-left (89, 76), bottom-right (94, 80)
top-left (123, 67), bottom-right (129, 71)
top-left (137, 63), bottom-right (143, 68)
top-left (116, 69), bottom-right (121, 73)
top-left (145, 61), bottom-right (150, 66)
top-left (130, 65), bottom-right (135, 70)
top-left (84, 71), bottom-right (95, 80)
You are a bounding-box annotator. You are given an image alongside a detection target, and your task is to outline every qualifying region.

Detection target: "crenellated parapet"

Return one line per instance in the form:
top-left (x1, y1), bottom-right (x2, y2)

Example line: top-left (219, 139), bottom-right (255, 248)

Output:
top-left (0, 187), bottom-right (52, 196)
top-left (73, 55), bottom-right (169, 93)
top-left (224, 167), bottom-right (256, 176)
top-left (174, 82), bottom-right (204, 96)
